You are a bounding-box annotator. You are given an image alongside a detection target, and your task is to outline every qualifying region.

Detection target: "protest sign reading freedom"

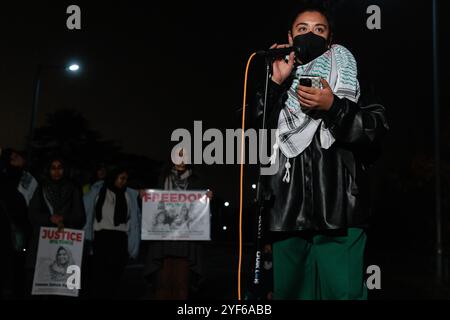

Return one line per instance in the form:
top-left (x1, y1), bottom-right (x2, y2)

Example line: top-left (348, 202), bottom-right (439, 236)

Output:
top-left (142, 190), bottom-right (211, 241)
top-left (32, 227), bottom-right (84, 297)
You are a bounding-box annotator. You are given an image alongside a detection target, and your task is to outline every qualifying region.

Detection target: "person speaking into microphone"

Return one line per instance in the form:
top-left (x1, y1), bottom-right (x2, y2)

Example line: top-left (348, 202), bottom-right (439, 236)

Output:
top-left (255, 1), bottom-right (389, 300)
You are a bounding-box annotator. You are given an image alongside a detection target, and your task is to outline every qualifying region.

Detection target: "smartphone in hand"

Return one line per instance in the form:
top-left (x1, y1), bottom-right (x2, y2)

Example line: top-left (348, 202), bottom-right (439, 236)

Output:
top-left (299, 75), bottom-right (321, 89)
top-left (298, 75), bottom-right (322, 111)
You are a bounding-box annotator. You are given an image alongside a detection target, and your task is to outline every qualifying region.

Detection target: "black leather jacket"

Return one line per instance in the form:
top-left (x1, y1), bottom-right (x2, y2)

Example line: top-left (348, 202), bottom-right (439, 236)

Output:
top-left (256, 80), bottom-right (389, 232)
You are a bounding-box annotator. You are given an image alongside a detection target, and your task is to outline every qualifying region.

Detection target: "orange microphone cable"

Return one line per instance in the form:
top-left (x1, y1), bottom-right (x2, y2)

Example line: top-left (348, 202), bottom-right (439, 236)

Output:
top-left (238, 52), bottom-right (257, 300)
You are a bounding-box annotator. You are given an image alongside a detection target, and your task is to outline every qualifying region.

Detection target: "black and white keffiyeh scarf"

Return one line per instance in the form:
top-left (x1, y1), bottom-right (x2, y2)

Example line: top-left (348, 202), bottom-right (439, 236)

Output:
top-left (271, 45), bottom-right (360, 183)
top-left (164, 167), bottom-right (192, 190)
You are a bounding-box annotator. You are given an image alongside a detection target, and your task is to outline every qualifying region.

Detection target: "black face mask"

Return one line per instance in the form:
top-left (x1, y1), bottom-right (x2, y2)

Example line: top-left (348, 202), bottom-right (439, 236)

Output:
top-left (293, 32), bottom-right (329, 64)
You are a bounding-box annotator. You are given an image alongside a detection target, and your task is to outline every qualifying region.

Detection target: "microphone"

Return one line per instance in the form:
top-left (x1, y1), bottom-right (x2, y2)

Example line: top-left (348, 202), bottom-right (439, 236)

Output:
top-left (256, 46), bottom-right (296, 58)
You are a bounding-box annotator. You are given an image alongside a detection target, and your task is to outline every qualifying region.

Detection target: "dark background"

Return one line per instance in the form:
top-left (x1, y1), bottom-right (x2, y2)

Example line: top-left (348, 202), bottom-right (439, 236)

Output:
top-left (1, 0), bottom-right (449, 299)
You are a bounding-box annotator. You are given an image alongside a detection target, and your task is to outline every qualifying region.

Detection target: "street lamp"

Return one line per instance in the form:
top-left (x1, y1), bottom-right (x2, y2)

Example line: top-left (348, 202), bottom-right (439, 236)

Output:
top-left (68, 64), bottom-right (80, 72)
top-left (27, 62), bottom-right (81, 159)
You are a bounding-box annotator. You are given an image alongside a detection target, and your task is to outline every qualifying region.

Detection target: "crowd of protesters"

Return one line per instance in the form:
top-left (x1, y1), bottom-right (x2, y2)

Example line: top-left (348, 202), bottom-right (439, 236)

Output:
top-left (0, 146), bottom-right (214, 300)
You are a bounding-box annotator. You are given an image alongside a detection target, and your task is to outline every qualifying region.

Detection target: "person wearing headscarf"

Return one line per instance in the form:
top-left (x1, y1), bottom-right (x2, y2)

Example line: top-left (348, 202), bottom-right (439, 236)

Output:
top-left (27, 157), bottom-right (86, 295)
top-left (83, 167), bottom-right (141, 298)
top-left (49, 246), bottom-right (75, 282)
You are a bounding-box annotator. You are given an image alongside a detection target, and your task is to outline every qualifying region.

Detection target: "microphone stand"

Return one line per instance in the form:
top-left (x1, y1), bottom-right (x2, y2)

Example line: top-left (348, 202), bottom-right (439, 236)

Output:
top-left (249, 56), bottom-right (272, 299)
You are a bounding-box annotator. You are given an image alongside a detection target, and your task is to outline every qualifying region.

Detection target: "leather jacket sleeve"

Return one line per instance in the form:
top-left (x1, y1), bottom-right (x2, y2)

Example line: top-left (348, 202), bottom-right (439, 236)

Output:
top-left (323, 96), bottom-right (389, 147)
top-left (254, 80), bottom-right (288, 129)
top-left (323, 96), bottom-right (389, 166)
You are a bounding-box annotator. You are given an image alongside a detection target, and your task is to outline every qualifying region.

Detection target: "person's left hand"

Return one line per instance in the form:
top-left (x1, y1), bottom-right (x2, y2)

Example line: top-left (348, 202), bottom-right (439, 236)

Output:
top-left (297, 78), bottom-right (334, 111)
top-left (139, 189), bottom-right (146, 199)
top-left (206, 190), bottom-right (213, 199)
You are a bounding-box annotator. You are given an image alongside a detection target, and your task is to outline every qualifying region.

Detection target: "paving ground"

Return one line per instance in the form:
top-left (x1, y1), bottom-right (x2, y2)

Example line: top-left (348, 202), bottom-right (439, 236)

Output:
top-left (114, 241), bottom-right (450, 300)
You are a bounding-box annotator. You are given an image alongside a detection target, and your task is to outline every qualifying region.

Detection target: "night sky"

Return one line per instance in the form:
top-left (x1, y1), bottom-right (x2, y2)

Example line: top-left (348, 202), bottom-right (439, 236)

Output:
top-left (0, 0), bottom-right (449, 206)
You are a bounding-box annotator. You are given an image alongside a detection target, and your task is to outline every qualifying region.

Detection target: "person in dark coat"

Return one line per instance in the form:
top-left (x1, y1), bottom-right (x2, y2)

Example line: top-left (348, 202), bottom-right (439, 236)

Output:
top-left (255, 3), bottom-right (388, 299)
top-left (0, 148), bottom-right (34, 298)
top-left (0, 195), bottom-right (14, 298)
top-left (144, 148), bottom-right (213, 299)
top-left (27, 158), bottom-right (86, 295)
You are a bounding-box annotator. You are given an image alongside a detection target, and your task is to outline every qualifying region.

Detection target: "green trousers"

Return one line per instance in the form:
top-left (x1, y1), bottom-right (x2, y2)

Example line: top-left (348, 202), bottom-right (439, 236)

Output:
top-left (273, 228), bottom-right (367, 300)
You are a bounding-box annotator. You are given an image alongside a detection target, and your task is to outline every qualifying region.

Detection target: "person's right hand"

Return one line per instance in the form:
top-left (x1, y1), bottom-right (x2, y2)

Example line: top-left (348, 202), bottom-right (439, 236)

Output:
top-left (50, 214), bottom-right (63, 226)
top-left (270, 43), bottom-right (295, 85)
